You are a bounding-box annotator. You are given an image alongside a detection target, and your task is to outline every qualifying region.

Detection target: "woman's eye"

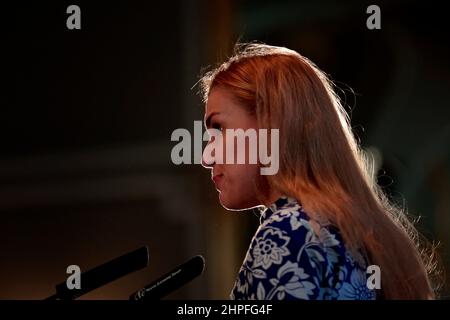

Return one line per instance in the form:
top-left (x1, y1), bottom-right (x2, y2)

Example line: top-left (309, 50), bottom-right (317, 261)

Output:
top-left (211, 122), bottom-right (222, 131)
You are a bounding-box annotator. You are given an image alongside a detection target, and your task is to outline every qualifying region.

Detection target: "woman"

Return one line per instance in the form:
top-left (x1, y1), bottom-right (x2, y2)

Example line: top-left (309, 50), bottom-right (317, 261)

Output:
top-left (200, 43), bottom-right (437, 299)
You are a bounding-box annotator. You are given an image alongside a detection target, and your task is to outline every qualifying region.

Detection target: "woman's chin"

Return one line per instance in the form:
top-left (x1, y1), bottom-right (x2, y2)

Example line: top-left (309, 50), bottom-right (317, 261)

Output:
top-left (218, 193), bottom-right (255, 211)
top-left (218, 193), bottom-right (238, 210)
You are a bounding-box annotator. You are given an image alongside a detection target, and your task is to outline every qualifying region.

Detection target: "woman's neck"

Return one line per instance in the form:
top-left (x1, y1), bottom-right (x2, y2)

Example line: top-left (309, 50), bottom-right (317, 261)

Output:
top-left (262, 190), bottom-right (284, 207)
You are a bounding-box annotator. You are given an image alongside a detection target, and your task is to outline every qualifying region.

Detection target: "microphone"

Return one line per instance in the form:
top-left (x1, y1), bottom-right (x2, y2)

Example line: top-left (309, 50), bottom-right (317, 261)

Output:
top-left (129, 255), bottom-right (205, 300)
top-left (45, 246), bottom-right (149, 300)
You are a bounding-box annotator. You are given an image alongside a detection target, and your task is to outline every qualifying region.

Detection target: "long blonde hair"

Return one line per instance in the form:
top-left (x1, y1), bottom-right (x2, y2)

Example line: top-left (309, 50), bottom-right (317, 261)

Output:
top-left (200, 43), bottom-right (439, 299)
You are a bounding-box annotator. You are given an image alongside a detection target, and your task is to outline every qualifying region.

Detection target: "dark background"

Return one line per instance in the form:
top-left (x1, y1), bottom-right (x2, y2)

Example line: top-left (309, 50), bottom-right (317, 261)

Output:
top-left (3, 0), bottom-right (449, 299)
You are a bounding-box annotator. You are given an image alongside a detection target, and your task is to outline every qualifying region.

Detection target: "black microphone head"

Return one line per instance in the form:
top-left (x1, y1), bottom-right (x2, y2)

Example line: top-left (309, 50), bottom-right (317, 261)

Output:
top-left (130, 255), bottom-right (205, 301)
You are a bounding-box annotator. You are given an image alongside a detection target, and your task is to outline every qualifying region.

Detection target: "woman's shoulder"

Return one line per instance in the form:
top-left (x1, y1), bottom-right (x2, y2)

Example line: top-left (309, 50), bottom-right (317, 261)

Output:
top-left (231, 197), bottom-right (376, 300)
top-left (258, 198), bottom-right (371, 274)
top-left (258, 197), bottom-right (334, 252)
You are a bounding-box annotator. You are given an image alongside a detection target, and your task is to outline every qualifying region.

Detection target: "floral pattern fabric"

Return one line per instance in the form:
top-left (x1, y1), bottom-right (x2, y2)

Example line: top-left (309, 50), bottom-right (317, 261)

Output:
top-left (230, 196), bottom-right (376, 300)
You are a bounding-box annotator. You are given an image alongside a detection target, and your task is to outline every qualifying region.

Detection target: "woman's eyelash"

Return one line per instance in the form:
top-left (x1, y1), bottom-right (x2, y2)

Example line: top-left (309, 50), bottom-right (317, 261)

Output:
top-left (211, 122), bottom-right (222, 130)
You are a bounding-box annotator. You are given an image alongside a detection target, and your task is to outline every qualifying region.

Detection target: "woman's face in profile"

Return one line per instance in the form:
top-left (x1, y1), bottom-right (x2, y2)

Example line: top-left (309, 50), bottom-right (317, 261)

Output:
top-left (202, 87), bottom-right (262, 210)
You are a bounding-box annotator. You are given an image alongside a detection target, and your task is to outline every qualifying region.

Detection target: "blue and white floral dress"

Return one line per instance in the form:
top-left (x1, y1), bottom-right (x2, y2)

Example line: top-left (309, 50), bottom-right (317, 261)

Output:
top-left (231, 196), bottom-right (376, 300)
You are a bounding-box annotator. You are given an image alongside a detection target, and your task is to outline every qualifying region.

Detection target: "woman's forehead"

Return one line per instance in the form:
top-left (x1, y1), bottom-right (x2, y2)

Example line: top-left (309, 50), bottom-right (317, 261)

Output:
top-left (205, 87), bottom-right (238, 114)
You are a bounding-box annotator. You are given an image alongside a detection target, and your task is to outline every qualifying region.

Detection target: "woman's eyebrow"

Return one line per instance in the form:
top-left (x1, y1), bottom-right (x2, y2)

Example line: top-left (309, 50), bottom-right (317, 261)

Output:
top-left (204, 112), bottom-right (221, 128)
